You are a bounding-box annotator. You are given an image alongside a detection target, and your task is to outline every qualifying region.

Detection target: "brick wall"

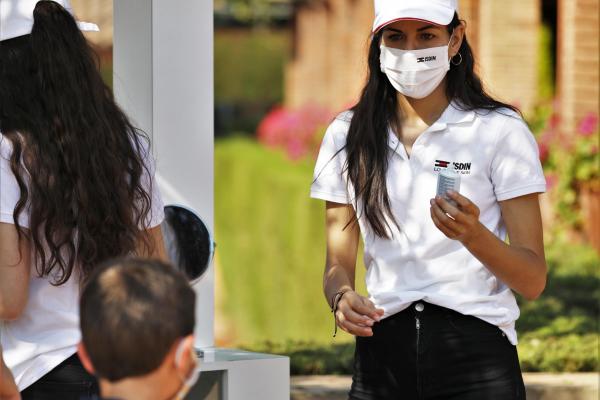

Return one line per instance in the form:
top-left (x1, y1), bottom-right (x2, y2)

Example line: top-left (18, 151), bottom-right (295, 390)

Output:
top-left (557, 0), bottom-right (599, 134)
top-left (477, 0), bottom-right (540, 111)
top-left (285, 0), bottom-right (373, 110)
top-left (285, 2), bottom-right (333, 108)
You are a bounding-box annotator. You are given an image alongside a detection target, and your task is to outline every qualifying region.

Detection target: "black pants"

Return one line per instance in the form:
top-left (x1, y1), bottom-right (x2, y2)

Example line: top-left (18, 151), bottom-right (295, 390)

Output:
top-left (21, 353), bottom-right (100, 400)
top-left (349, 301), bottom-right (526, 400)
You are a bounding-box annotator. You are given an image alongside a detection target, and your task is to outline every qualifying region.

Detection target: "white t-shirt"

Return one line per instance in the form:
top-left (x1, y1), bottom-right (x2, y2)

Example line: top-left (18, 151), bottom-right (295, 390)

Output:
top-left (310, 102), bottom-right (546, 345)
top-left (0, 132), bottom-right (165, 390)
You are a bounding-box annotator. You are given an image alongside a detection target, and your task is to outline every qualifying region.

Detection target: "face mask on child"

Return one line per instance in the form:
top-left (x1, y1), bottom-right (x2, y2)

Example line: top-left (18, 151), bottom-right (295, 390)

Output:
top-left (173, 340), bottom-right (201, 400)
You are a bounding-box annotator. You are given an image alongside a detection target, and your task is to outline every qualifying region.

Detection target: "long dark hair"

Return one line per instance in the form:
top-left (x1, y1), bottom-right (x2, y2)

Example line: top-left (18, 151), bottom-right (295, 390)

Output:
top-left (0, 1), bottom-right (155, 285)
top-left (345, 13), bottom-right (520, 238)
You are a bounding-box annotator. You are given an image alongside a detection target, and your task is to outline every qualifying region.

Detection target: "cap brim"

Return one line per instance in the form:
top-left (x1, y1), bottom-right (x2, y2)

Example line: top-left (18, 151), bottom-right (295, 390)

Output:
top-left (373, 5), bottom-right (455, 33)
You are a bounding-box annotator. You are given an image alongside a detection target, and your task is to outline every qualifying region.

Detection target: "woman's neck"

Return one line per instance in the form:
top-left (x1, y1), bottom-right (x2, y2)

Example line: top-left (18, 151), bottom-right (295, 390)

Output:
top-left (398, 79), bottom-right (450, 126)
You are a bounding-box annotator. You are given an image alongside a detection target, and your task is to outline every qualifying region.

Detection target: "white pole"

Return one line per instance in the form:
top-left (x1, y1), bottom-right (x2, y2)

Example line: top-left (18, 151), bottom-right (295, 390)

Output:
top-left (113, 0), bottom-right (215, 348)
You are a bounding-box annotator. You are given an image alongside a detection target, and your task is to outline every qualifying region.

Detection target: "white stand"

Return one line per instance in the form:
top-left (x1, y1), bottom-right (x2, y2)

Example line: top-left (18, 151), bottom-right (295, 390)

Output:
top-left (193, 349), bottom-right (289, 399)
top-left (113, 1), bottom-right (289, 399)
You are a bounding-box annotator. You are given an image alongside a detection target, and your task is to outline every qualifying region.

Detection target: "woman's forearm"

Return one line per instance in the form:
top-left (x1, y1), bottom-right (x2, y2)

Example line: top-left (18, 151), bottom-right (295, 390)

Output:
top-left (323, 262), bottom-right (355, 308)
top-left (0, 223), bottom-right (31, 320)
top-left (431, 192), bottom-right (547, 301)
top-left (464, 224), bottom-right (546, 300)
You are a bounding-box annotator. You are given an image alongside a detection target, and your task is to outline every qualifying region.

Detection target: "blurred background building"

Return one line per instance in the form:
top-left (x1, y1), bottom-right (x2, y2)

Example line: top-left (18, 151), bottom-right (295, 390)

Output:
top-left (73, 0), bottom-right (599, 136)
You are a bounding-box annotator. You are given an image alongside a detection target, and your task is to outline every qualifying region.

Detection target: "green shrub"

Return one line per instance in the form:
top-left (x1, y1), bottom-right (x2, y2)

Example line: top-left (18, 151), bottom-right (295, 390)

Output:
top-left (517, 241), bottom-right (599, 335)
top-left (245, 334), bottom-right (599, 375)
top-left (246, 341), bottom-right (355, 375)
top-left (518, 334), bottom-right (599, 372)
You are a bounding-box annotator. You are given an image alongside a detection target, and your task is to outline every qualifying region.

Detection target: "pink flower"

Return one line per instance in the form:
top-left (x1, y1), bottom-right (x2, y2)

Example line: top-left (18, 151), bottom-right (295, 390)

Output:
top-left (560, 136), bottom-right (575, 152)
top-left (286, 137), bottom-right (306, 160)
top-left (548, 114), bottom-right (560, 131)
top-left (539, 130), bottom-right (556, 146)
top-left (257, 106), bottom-right (288, 148)
top-left (538, 142), bottom-right (550, 164)
top-left (577, 113), bottom-right (599, 137)
top-left (545, 173), bottom-right (558, 190)
top-left (256, 104), bottom-right (335, 161)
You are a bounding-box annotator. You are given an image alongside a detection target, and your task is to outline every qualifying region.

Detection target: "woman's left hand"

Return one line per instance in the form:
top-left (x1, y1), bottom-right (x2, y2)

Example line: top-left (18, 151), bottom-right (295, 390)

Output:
top-left (430, 190), bottom-right (483, 246)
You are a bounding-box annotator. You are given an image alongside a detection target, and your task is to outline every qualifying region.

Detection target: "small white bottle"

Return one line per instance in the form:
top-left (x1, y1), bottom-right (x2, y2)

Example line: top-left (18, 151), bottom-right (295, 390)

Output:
top-left (436, 169), bottom-right (461, 206)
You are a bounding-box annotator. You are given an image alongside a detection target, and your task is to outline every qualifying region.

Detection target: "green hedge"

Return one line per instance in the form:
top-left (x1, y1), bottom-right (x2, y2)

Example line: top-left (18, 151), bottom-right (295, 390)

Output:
top-left (215, 137), bottom-right (367, 346)
top-left (516, 241), bottom-right (599, 337)
top-left (245, 334), bottom-right (598, 374)
top-left (216, 137), bottom-right (599, 372)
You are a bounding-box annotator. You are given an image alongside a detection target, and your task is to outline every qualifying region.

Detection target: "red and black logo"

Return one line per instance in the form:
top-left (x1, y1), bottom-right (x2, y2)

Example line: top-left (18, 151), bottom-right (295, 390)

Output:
top-left (434, 159), bottom-right (472, 174)
top-left (435, 159), bottom-right (450, 168)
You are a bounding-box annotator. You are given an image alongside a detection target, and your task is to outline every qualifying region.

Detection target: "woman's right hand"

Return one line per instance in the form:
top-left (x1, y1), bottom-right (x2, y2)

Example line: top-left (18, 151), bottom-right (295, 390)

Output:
top-left (335, 290), bottom-right (384, 337)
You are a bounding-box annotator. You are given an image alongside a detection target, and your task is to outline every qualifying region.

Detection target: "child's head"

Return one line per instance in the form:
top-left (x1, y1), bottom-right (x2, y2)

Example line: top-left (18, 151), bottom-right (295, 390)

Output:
top-left (78, 258), bottom-right (197, 397)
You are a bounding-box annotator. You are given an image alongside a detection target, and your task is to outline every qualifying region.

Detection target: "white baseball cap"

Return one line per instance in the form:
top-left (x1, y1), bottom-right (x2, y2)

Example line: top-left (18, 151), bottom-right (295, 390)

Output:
top-left (373, 0), bottom-right (458, 33)
top-left (0, 0), bottom-right (99, 41)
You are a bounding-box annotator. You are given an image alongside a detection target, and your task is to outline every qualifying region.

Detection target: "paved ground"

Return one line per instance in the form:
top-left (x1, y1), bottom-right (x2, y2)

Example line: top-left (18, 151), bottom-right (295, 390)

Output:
top-left (291, 373), bottom-right (599, 400)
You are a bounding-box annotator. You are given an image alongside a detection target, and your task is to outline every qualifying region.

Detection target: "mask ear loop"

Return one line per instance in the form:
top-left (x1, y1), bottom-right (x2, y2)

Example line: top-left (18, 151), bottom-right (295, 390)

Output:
top-left (175, 339), bottom-right (198, 372)
top-left (173, 339), bottom-right (201, 400)
top-left (174, 340), bottom-right (186, 368)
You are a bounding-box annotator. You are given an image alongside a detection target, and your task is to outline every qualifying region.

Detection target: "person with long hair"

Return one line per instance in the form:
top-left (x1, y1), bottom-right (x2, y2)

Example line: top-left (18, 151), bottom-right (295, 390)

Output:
top-left (311, 1), bottom-right (547, 399)
top-left (0, 1), bottom-right (167, 398)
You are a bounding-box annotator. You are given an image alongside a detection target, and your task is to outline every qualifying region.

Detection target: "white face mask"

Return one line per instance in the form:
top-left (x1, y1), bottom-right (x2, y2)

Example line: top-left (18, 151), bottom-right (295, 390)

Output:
top-left (380, 33), bottom-right (454, 99)
top-left (173, 341), bottom-right (201, 400)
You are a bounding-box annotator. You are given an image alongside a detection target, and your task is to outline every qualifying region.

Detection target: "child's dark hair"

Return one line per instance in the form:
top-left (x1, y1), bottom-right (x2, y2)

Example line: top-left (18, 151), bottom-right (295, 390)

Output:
top-left (79, 258), bottom-right (196, 382)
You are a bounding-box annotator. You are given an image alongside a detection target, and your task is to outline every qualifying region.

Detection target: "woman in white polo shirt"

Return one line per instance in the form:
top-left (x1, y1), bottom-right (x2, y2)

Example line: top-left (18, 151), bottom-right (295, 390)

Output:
top-left (0, 1), bottom-right (166, 399)
top-left (311, 1), bottom-right (547, 399)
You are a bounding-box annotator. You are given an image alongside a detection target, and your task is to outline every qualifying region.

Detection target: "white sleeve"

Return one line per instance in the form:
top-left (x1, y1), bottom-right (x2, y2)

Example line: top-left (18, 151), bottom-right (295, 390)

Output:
top-left (490, 116), bottom-right (547, 201)
top-left (310, 116), bottom-right (351, 204)
top-left (138, 137), bottom-right (165, 229)
top-left (0, 135), bottom-right (30, 228)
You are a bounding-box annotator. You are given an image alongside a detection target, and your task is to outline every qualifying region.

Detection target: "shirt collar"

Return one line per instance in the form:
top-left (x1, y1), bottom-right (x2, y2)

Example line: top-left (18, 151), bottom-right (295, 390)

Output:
top-left (427, 101), bottom-right (476, 133)
top-left (387, 101), bottom-right (476, 156)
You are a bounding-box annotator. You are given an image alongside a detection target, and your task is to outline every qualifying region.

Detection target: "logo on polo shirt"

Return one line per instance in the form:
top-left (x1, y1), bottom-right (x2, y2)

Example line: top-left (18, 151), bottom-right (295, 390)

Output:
top-left (434, 159), bottom-right (472, 174)
top-left (435, 159), bottom-right (450, 168)
top-left (417, 56), bottom-right (436, 63)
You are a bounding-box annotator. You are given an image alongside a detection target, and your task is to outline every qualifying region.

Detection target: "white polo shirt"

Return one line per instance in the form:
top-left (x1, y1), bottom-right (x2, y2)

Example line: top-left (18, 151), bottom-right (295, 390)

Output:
top-left (0, 133), bottom-right (165, 390)
top-left (310, 102), bottom-right (546, 345)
